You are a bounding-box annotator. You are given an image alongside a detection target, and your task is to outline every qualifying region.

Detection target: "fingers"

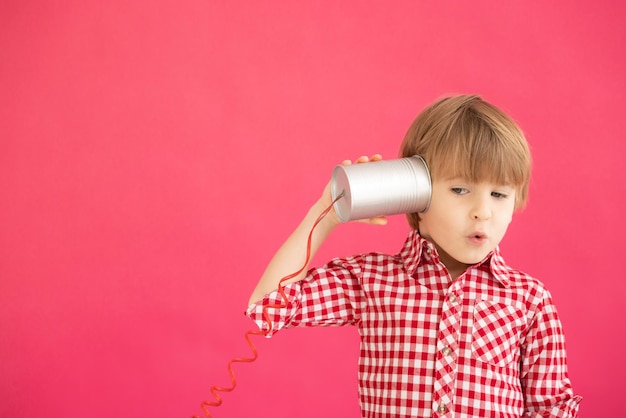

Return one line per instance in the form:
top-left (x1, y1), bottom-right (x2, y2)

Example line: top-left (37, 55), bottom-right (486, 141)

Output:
top-left (342, 154), bottom-right (383, 166)
top-left (355, 215), bottom-right (388, 226)
top-left (368, 216), bottom-right (389, 225)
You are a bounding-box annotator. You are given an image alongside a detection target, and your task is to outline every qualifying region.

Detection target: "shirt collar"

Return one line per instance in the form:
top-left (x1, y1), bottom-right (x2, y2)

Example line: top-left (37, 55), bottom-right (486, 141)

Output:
top-left (399, 229), bottom-right (511, 288)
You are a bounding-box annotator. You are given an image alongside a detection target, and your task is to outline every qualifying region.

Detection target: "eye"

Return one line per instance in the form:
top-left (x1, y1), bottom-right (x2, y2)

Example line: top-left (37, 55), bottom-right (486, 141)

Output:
top-left (451, 187), bottom-right (468, 195)
top-left (491, 191), bottom-right (508, 199)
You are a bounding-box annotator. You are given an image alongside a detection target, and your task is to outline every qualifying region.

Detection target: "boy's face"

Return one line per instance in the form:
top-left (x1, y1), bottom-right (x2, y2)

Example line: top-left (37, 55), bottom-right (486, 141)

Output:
top-left (418, 178), bottom-right (516, 277)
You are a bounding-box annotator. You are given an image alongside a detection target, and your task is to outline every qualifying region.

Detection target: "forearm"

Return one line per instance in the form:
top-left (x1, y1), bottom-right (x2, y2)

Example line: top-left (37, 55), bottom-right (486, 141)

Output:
top-left (247, 199), bottom-right (339, 306)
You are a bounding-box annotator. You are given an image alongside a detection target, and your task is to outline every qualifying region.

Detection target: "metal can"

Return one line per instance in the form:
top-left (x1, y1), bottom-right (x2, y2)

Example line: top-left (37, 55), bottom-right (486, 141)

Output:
top-left (330, 155), bottom-right (431, 222)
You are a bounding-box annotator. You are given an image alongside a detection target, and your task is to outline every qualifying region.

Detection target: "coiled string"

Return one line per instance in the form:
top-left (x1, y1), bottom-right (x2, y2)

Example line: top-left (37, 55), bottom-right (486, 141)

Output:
top-left (193, 194), bottom-right (342, 418)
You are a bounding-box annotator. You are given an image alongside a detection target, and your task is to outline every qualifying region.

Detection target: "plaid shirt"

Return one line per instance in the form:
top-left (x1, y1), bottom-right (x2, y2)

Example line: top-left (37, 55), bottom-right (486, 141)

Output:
top-left (246, 230), bottom-right (581, 417)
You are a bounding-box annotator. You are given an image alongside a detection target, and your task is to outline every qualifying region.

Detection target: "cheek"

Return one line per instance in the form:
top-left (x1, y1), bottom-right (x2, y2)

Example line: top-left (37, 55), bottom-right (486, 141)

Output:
top-left (416, 211), bottom-right (440, 237)
top-left (505, 205), bottom-right (515, 223)
top-left (497, 209), bottom-right (515, 233)
top-left (420, 209), bottom-right (457, 239)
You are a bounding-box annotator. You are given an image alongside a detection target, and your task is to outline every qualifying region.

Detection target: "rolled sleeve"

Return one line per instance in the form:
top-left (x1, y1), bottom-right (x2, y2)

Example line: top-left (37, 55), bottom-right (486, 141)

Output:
top-left (522, 397), bottom-right (582, 417)
top-left (245, 282), bottom-right (303, 337)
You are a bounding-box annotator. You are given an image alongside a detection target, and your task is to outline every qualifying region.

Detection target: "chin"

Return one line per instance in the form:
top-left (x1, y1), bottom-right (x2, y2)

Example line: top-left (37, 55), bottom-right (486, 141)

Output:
top-left (460, 251), bottom-right (491, 265)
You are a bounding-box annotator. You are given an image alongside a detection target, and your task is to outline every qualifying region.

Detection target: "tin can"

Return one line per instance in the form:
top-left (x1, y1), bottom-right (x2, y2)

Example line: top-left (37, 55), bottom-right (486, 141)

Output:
top-left (330, 155), bottom-right (431, 222)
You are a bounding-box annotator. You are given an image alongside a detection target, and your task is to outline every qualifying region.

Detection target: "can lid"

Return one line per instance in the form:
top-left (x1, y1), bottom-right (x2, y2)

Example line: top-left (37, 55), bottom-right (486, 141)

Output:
top-left (331, 165), bottom-right (352, 222)
top-left (412, 155), bottom-right (432, 213)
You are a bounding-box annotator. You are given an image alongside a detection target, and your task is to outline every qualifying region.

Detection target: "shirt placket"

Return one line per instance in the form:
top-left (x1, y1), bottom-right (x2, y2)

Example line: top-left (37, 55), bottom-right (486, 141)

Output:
top-left (432, 283), bottom-right (463, 417)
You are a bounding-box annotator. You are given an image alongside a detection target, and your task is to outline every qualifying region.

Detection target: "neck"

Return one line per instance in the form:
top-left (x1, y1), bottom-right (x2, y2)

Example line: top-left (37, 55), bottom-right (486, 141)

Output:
top-left (446, 265), bottom-right (467, 281)
top-left (433, 245), bottom-right (468, 280)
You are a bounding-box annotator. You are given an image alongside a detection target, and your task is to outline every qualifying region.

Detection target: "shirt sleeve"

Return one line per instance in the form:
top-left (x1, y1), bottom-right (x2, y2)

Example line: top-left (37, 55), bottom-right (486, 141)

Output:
top-left (245, 257), bottom-right (367, 337)
top-left (520, 288), bottom-right (582, 417)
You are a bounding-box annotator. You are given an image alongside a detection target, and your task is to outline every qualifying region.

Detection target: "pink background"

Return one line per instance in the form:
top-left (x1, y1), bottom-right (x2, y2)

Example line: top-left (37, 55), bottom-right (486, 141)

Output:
top-left (1, 1), bottom-right (624, 417)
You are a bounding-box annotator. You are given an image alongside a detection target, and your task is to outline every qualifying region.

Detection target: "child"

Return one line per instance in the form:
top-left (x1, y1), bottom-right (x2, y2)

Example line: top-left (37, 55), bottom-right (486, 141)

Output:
top-left (246, 95), bottom-right (581, 417)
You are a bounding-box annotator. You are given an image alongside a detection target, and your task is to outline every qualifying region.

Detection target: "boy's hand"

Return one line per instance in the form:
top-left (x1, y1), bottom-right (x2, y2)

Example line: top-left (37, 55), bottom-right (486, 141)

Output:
top-left (319, 154), bottom-right (389, 226)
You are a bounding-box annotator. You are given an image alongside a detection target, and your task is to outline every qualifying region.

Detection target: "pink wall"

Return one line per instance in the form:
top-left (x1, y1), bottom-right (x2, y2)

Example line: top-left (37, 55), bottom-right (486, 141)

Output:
top-left (1, 1), bottom-right (624, 416)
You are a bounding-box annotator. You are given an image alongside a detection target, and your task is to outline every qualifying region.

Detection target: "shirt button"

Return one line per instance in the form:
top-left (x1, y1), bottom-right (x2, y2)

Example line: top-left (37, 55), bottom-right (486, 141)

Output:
top-left (448, 294), bottom-right (457, 303)
top-left (442, 347), bottom-right (452, 356)
top-left (437, 404), bottom-right (448, 413)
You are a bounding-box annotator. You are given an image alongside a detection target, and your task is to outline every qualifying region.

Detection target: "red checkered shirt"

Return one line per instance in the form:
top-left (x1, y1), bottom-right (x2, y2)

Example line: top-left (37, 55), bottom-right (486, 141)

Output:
top-left (246, 230), bottom-right (581, 417)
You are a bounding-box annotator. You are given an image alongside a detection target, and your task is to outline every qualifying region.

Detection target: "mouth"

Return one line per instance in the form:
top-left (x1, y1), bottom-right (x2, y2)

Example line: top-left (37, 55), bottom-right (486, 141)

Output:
top-left (468, 232), bottom-right (487, 246)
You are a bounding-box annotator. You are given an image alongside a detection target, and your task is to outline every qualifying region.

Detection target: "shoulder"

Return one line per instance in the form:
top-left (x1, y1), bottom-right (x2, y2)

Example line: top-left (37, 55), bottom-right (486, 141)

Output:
top-left (491, 251), bottom-right (548, 299)
top-left (500, 266), bottom-right (562, 321)
top-left (505, 267), bottom-right (548, 295)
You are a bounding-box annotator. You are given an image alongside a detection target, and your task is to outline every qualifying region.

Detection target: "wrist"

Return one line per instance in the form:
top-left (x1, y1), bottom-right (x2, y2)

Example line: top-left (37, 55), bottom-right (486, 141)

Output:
top-left (310, 198), bottom-right (341, 231)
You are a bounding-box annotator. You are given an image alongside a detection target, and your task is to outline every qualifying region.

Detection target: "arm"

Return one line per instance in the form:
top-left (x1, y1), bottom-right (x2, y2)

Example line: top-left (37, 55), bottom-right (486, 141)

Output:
top-left (520, 289), bottom-right (582, 417)
top-left (247, 155), bottom-right (387, 306)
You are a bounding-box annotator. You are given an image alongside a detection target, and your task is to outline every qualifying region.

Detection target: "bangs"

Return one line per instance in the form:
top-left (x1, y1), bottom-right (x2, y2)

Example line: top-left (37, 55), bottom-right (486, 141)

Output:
top-left (428, 123), bottom-right (529, 188)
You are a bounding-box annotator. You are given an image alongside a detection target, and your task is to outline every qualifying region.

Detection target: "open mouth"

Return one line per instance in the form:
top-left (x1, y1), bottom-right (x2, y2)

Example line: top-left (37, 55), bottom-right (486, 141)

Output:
top-left (468, 233), bottom-right (487, 245)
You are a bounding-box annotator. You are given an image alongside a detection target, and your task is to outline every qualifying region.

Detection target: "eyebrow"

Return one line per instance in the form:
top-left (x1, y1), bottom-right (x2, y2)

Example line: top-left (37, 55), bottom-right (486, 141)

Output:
top-left (441, 178), bottom-right (516, 188)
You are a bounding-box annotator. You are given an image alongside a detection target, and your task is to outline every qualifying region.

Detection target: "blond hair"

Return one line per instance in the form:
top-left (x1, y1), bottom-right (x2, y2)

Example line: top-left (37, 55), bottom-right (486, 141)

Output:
top-left (400, 95), bottom-right (532, 230)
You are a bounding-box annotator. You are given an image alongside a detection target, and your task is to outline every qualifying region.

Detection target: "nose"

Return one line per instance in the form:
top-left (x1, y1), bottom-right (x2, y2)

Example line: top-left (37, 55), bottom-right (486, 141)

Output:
top-left (471, 195), bottom-right (491, 221)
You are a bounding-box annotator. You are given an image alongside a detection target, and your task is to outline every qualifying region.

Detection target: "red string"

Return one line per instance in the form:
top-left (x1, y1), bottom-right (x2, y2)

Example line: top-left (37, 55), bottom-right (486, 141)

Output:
top-left (193, 196), bottom-right (341, 418)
